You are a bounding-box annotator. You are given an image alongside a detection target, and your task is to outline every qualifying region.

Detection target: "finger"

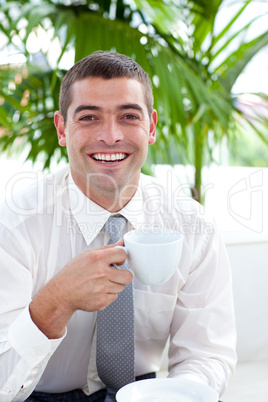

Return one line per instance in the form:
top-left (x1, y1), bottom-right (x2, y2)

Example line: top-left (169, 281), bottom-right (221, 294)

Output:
top-left (106, 282), bottom-right (127, 295)
top-left (98, 294), bottom-right (119, 310)
top-left (99, 245), bottom-right (128, 266)
top-left (85, 239), bottom-right (124, 254)
top-left (114, 239), bottom-right (124, 246)
top-left (102, 239), bottom-right (125, 249)
top-left (109, 268), bottom-right (133, 286)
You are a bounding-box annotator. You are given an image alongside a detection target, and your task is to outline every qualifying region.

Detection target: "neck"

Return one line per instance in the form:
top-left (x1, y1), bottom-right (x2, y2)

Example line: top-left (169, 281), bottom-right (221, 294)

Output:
top-left (87, 186), bottom-right (138, 212)
top-left (71, 173), bottom-right (139, 213)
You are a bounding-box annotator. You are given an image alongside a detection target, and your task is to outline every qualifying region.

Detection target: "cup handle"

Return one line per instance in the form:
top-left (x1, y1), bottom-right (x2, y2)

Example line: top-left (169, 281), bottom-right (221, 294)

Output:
top-left (115, 245), bottom-right (127, 254)
top-left (113, 246), bottom-right (133, 275)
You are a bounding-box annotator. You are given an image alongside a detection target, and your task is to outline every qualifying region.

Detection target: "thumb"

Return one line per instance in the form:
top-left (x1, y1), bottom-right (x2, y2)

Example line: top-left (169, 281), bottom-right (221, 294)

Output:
top-left (114, 239), bottom-right (124, 247)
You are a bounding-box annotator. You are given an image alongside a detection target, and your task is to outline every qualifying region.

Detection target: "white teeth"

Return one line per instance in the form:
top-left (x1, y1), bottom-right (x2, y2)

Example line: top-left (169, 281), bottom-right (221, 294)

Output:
top-left (92, 153), bottom-right (127, 162)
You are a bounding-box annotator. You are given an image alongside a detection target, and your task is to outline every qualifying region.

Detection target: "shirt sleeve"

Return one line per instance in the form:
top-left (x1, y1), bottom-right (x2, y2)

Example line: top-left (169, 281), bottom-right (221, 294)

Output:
top-left (0, 220), bottom-right (65, 401)
top-left (0, 307), bottom-right (65, 401)
top-left (168, 219), bottom-right (237, 398)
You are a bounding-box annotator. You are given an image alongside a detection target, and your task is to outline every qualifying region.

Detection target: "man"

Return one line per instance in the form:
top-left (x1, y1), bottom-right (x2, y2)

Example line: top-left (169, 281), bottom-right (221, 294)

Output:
top-left (0, 51), bottom-right (236, 401)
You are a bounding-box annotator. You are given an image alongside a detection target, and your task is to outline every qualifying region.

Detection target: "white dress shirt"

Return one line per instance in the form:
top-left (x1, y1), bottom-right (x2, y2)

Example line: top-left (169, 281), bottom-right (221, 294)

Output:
top-left (0, 166), bottom-right (236, 401)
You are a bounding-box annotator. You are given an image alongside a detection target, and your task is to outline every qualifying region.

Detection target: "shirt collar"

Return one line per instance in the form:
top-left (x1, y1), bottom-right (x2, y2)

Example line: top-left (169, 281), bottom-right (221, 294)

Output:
top-left (120, 186), bottom-right (144, 230)
top-left (68, 173), bottom-right (110, 245)
top-left (67, 173), bottom-right (145, 245)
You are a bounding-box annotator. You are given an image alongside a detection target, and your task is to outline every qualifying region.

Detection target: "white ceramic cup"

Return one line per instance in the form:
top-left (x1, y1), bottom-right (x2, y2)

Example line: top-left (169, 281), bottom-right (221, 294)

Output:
top-left (116, 228), bottom-right (183, 285)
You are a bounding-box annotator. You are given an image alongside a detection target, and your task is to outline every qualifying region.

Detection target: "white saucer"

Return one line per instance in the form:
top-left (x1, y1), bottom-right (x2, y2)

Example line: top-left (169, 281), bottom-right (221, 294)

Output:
top-left (116, 378), bottom-right (218, 402)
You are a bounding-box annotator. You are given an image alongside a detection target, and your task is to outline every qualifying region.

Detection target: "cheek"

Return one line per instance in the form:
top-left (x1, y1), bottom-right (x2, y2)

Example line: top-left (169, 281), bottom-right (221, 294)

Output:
top-left (66, 129), bottom-right (85, 149)
top-left (129, 126), bottom-right (150, 144)
top-left (136, 139), bottom-right (149, 162)
top-left (138, 133), bottom-right (151, 150)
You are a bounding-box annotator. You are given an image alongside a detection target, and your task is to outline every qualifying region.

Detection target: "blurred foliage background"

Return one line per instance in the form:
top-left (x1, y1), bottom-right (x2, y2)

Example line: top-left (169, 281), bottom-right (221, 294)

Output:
top-left (0, 0), bottom-right (267, 202)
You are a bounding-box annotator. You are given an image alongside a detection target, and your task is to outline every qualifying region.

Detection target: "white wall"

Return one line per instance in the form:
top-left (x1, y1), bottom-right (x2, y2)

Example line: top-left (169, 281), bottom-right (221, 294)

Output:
top-left (226, 239), bottom-right (268, 363)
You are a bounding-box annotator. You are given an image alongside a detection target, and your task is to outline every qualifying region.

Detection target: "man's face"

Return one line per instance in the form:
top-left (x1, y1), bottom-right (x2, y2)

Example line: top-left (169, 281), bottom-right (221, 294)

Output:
top-left (55, 77), bottom-right (157, 210)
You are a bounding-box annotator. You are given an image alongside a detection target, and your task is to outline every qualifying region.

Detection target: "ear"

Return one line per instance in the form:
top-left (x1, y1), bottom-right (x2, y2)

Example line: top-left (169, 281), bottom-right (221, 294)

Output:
top-left (148, 109), bottom-right (157, 145)
top-left (54, 111), bottom-right (67, 147)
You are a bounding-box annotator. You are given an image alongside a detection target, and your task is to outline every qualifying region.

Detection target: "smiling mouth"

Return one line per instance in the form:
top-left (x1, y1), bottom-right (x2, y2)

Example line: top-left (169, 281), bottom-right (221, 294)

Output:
top-left (90, 153), bottom-right (128, 163)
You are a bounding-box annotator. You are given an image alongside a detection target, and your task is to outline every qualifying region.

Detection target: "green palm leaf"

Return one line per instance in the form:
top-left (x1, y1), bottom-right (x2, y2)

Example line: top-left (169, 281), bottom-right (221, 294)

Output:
top-left (0, 0), bottom-right (267, 202)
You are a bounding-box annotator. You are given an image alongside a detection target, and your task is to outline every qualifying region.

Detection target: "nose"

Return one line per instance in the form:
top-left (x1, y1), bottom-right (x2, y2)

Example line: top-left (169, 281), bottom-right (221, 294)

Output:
top-left (96, 119), bottom-right (124, 145)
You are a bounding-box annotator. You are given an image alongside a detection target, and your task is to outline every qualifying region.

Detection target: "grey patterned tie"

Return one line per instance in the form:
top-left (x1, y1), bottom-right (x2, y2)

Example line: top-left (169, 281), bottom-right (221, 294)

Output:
top-left (96, 216), bottom-right (135, 402)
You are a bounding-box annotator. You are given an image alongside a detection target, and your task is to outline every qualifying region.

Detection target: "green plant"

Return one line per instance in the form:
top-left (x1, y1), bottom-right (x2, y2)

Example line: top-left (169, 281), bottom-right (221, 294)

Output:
top-left (0, 0), bottom-right (267, 202)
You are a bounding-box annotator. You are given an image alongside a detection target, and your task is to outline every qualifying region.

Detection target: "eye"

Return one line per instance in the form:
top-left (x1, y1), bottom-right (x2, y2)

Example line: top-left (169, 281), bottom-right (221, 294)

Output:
top-left (123, 114), bottom-right (139, 120)
top-left (79, 115), bottom-right (96, 121)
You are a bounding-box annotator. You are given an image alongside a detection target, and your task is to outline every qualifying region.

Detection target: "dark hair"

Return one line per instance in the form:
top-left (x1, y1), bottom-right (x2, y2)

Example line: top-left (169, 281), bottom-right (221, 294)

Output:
top-left (59, 50), bottom-right (153, 122)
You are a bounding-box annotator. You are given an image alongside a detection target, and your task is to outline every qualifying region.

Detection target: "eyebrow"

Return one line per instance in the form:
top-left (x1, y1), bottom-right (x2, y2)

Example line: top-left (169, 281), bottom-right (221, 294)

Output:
top-left (73, 105), bottom-right (100, 117)
top-left (73, 103), bottom-right (144, 118)
top-left (117, 104), bottom-right (144, 114)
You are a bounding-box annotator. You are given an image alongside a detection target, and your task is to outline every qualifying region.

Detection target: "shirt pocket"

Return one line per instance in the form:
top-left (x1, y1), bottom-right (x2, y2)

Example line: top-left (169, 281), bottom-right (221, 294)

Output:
top-left (134, 289), bottom-right (177, 341)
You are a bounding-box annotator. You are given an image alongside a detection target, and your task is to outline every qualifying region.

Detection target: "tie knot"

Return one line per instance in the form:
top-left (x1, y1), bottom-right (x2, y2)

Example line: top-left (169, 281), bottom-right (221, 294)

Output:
top-left (104, 215), bottom-right (127, 244)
